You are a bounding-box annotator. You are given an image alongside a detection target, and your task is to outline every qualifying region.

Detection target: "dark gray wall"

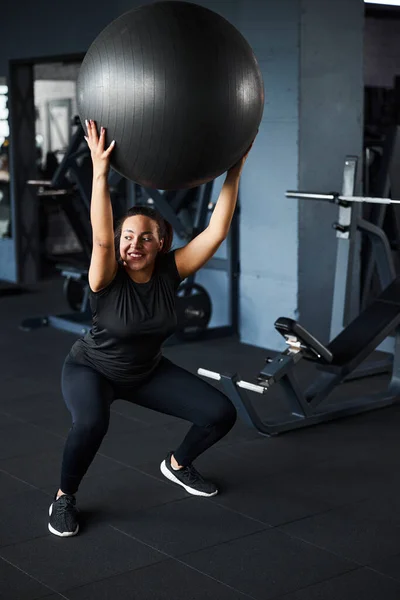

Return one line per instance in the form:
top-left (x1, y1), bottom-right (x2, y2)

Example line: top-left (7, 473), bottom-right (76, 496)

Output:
top-left (238, 0), bottom-right (300, 349)
top-left (298, 0), bottom-right (364, 343)
top-left (1, 1), bottom-right (125, 70)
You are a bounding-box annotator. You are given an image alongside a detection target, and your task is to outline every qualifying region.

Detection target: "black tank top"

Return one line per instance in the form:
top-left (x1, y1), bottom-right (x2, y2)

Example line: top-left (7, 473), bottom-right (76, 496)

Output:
top-left (69, 251), bottom-right (182, 383)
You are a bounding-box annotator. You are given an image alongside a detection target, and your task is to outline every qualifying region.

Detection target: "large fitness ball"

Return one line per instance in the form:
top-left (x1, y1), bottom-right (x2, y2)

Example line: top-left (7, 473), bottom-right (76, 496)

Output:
top-left (77, 1), bottom-right (264, 190)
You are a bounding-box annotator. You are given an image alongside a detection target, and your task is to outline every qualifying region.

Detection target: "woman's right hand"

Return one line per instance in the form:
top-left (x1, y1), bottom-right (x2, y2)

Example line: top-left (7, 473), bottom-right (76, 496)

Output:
top-left (84, 120), bottom-right (115, 177)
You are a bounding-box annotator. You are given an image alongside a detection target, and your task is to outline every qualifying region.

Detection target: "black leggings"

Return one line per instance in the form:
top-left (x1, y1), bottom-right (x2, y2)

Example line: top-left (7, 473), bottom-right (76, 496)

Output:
top-left (60, 356), bottom-right (237, 494)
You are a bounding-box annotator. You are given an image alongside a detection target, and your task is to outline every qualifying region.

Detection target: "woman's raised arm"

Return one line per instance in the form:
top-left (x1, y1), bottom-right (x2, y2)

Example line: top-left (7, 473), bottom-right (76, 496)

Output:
top-left (175, 142), bottom-right (254, 280)
top-left (85, 120), bottom-right (118, 292)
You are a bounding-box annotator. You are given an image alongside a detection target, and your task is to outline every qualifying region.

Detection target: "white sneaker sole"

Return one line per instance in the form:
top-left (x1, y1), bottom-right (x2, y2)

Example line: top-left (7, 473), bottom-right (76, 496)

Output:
top-left (160, 460), bottom-right (218, 497)
top-left (48, 502), bottom-right (79, 537)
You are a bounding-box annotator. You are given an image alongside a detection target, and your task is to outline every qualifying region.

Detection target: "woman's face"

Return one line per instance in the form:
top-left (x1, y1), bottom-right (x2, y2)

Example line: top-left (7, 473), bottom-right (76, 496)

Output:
top-left (119, 215), bottom-right (164, 273)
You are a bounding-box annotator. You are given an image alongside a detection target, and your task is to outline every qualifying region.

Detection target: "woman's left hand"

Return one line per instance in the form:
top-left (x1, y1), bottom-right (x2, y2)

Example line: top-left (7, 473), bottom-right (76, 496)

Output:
top-left (227, 135), bottom-right (257, 177)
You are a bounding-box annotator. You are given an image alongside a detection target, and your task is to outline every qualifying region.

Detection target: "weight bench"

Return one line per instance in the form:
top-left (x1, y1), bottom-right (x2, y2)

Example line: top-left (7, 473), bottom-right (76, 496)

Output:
top-left (198, 276), bottom-right (400, 435)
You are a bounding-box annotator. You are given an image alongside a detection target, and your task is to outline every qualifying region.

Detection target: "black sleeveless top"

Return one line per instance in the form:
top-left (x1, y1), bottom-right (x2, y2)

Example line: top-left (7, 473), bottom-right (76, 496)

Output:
top-left (69, 251), bottom-right (182, 384)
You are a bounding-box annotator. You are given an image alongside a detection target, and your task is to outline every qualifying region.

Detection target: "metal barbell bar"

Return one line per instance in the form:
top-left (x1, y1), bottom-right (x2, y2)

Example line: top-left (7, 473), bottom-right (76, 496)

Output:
top-left (286, 191), bottom-right (400, 205)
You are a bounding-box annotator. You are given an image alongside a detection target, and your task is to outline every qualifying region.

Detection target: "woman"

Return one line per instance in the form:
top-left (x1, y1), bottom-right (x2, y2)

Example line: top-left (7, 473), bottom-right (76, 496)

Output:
top-left (48, 120), bottom-right (253, 537)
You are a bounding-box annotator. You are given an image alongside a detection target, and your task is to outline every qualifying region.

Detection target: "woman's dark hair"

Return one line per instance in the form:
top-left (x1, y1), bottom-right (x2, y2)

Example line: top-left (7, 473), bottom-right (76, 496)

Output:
top-left (114, 205), bottom-right (173, 260)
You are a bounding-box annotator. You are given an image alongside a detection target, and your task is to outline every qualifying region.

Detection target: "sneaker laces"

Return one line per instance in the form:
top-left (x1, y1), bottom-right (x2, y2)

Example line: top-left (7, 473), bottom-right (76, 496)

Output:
top-left (55, 494), bottom-right (75, 508)
top-left (54, 495), bottom-right (77, 525)
top-left (182, 464), bottom-right (205, 484)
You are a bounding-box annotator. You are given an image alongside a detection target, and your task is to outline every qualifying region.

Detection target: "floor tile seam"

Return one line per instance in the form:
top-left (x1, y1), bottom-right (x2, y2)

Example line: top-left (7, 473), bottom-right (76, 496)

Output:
top-left (107, 524), bottom-right (259, 599)
top-left (176, 549), bottom-right (359, 599)
top-left (211, 491), bottom-right (384, 530)
top-left (364, 563), bottom-right (400, 583)
top-left (209, 498), bottom-right (276, 527)
top-left (0, 456), bottom-right (212, 506)
top-left (0, 445), bottom-right (188, 489)
top-left (38, 468), bottom-right (181, 495)
top-left (271, 527), bottom-right (375, 568)
top-left (0, 466), bottom-right (44, 492)
top-left (0, 554), bottom-right (71, 599)
top-left (175, 519), bottom-right (361, 562)
top-left (110, 523), bottom-right (285, 564)
top-left (116, 494), bottom-right (271, 534)
top-left (60, 555), bottom-right (258, 599)
top-left (99, 458), bottom-right (396, 510)
top-left (0, 495), bottom-right (392, 560)
top-left (0, 499), bottom-right (187, 555)
top-left (0, 532), bottom-right (56, 553)
top-left (217, 442), bottom-right (338, 464)
top-left (0, 448), bottom-right (169, 482)
top-left (271, 496), bottom-right (372, 528)
top-left (217, 453), bottom-right (337, 477)
top-left (35, 468), bottom-right (177, 494)
top-left (0, 449), bottom-right (63, 462)
top-left (215, 443), bottom-right (391, 479)
top-left (111, 494), bottom-right (195, 516)
top-left (0, 410), bottom-right (66, 440)
top-left (0, 404), bottom-right (181, 430)
top-left (275, 493), bottom-right (400, 529)
top-left (264, 565), bottom-right (364, 600)
top-left (94, 452), bottom-right (197, 488)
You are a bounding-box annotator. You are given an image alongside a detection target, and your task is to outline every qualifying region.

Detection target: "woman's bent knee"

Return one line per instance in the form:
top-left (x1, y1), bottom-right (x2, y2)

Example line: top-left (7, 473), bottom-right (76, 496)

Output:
top-left (206, 395), bottom-right (237, 430)
top-left (220, 400), bottom-right (237, 429)
top-left (71, 418), bottom-right (109, 441)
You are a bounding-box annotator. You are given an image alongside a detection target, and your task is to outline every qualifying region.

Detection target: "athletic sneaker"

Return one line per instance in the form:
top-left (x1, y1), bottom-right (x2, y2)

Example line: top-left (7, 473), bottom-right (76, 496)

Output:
top-left (48, 494), bottom-right (79, 537)
top-left (160, 452), bottom-right (218, 497)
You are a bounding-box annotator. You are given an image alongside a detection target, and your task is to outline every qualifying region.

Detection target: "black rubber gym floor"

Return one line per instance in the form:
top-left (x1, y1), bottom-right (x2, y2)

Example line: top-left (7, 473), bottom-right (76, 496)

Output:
top-left (2, 280), bottom-right (400, 599)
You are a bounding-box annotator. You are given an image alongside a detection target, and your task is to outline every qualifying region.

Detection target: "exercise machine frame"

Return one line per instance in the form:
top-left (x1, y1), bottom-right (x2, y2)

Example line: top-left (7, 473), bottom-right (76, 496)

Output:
top-left (197, 158), bottom-right (400, 435)
top-left (198, 279), bottom-right (400, 436)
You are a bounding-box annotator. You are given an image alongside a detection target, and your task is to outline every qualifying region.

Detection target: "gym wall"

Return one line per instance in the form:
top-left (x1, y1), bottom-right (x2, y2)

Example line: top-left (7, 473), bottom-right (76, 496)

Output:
top-left (0, 0), bottom-right (364, 350)
top-left (297, 0), bottom-right (364, 343)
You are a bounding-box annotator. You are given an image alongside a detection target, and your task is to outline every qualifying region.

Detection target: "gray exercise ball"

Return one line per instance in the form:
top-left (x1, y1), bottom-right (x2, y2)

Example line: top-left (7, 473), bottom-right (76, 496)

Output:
top-left (77, 1), bottom-right (264, 190)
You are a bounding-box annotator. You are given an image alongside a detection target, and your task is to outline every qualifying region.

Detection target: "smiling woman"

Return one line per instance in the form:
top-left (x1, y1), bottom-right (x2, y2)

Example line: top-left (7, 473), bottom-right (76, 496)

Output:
top-left (120, 218), bottom-right (159, 270)
top-left (114, 206), bottom-right (174, 283)
top-left (47, 118), bottom-right (254, 539)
